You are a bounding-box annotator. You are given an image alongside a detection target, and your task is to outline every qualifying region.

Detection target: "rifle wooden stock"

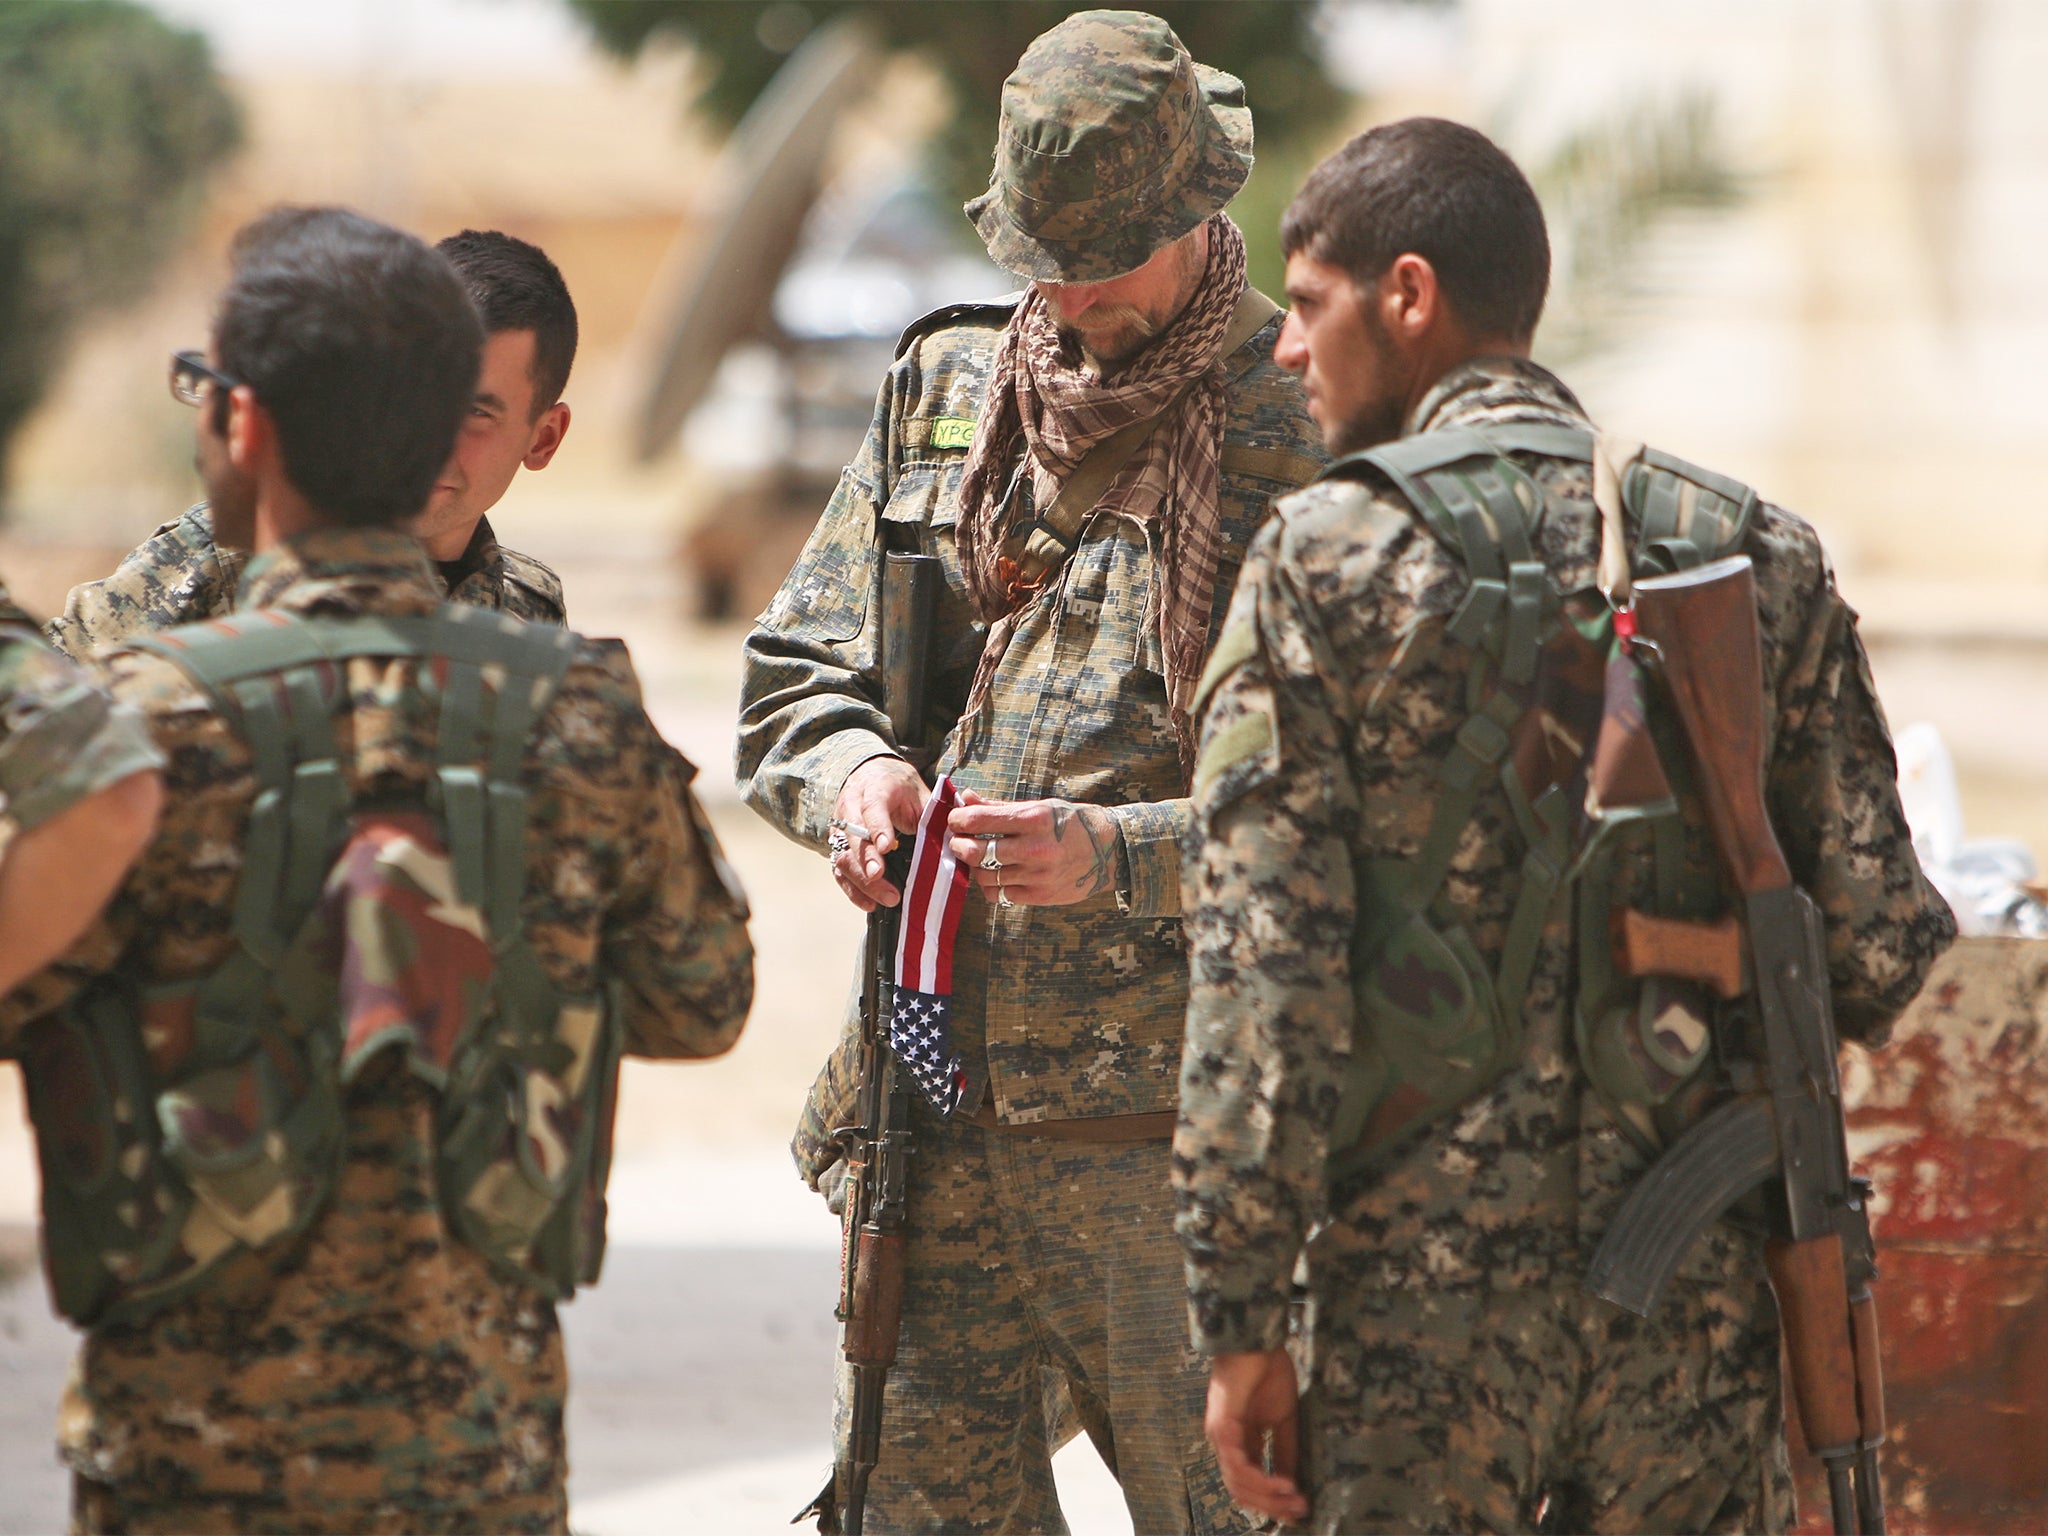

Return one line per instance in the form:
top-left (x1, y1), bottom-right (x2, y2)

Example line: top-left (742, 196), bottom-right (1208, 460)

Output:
top-left (1613, 909), bottom-right (1746, 999)
top-left (1623, 557), bottom-right (1886, 1534)
top-left (1630, 557), bottom-right (1792, 898)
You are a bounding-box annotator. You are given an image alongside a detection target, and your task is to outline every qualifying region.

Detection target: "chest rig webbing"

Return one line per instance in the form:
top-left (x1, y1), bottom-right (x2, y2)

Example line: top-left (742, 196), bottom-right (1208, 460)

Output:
top-left (22, 606), bottom-right (625, 1326)
top-left (1318, 421), bottom-right (1759, 1184)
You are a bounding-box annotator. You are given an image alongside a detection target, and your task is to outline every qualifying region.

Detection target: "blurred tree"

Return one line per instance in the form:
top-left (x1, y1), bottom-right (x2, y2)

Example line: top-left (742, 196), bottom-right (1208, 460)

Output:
top-left (1526, 91), bottom-right (1741, 363)
top-left (0, 2), bottom-right (240, 499)
top-left (563, 0), bottom-right (1347, 291)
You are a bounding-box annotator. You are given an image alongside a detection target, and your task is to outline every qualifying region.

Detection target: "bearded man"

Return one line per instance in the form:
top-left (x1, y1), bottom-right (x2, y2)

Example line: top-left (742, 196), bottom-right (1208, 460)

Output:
top-left (735, 11), bottom-right (1323, 1531)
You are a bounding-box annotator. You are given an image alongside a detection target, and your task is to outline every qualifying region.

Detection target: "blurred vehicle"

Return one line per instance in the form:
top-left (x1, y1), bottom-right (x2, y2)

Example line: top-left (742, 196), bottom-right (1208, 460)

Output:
top-left (630, 19), bottom-right (1009, 619)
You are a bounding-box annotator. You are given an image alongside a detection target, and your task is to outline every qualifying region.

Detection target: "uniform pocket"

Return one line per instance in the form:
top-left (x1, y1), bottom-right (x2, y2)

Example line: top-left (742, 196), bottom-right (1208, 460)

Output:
top-left (1327, 864), bottom-right (1516, 1181)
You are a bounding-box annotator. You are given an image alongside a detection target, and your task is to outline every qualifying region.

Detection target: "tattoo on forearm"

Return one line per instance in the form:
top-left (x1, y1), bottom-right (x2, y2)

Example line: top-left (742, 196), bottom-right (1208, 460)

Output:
top-left (1073, 806), bottom-right (1118, 896)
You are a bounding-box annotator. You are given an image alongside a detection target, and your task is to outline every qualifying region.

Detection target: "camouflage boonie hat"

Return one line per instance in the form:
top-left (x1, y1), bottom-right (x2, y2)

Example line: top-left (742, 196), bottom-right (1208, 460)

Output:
top-left (965, 9), bottom-right (1254, 283)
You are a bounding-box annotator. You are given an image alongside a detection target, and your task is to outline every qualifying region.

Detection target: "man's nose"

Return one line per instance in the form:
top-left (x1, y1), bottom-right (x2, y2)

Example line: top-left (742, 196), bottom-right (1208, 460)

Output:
top-left (1273, 313), bottom-right (1308, 374)
top-left (1042, 281), bottom-right (1104, 322)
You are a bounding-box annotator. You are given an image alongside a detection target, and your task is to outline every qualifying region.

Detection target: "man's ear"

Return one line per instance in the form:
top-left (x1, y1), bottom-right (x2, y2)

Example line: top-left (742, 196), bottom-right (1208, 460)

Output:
top-left (223, 385), bottom-right (268, 472)
top-left (523, 401), bottom-right (571, 471)
top-left (1380, 253), bottom-right (1443, 344)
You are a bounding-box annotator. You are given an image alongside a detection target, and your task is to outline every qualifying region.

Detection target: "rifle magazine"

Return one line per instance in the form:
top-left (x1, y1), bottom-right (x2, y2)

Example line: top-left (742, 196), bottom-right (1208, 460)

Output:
top-left (1585, 1092), bottom-right (1778, 1317)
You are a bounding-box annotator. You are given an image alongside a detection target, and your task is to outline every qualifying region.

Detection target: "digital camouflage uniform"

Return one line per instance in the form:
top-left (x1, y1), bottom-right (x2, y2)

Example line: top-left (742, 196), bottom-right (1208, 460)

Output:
top-left (1176, 358), bottom-right (1956, 1534)
top-left (45, 500), bottom-right (565, 659)
top-left (740, 305), bottom-right (1320, 1531)
top-left (3, 526), bottom-right (753, 1535)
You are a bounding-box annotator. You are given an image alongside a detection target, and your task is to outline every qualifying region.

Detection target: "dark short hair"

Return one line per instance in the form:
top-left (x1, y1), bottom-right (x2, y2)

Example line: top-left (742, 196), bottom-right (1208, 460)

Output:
top-left (436, 229), bottom-right (579, 414)
top-left (213, 207), bottom-right (482, 527)
top-left (1281, 118), bottom-right (1550, 343)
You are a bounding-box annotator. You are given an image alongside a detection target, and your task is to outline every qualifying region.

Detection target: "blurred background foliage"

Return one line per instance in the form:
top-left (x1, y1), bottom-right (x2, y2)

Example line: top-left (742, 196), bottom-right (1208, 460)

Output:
top-left (0, 0), bottom-right (240, 497)
top-left (562, 0), bottom-right (1349, 295)
top-left (1528, 90), bottom-right (1740, 361)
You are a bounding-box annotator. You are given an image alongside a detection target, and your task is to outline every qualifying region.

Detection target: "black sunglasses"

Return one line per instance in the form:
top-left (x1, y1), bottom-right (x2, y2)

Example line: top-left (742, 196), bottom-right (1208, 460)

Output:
top-left (169, 350), bottom-right (239, 407)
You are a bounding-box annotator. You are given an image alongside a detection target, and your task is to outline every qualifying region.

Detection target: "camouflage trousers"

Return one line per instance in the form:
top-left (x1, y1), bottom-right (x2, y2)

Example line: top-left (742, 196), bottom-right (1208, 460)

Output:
top-left (68, 1473), bottom-right (564, 1535)
top-left (1292, 1276), bottom-right (1794, 1534)
top-left (834, 1117), bottom-right (1243, 1534)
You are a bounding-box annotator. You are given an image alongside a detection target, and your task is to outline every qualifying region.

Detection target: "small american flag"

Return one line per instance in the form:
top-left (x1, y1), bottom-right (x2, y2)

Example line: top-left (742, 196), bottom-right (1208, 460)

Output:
top-left (890, 774), bottom-right (972, 1115)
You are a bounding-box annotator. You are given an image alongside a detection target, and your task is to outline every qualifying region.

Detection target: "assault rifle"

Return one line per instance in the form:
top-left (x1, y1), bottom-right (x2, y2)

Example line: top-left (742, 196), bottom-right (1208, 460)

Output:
top-left (1586, 556), bottom-right (1887, 1536)
top-left (798, 551), bottom-right (940, 1536)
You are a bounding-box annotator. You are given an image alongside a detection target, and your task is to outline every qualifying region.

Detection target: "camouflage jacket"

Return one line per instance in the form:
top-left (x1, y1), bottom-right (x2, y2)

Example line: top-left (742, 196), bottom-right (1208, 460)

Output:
top-left (45, 501), bottom-right (566, 659)
top-left (1174, 358), bottom-right (1956, 1353)
top-left (738, 298), bottom-right (1323, 1137)
top-left (0, 586), bottom-right (161, 836)
top-left (1, 526), bottom-right (752, 1521)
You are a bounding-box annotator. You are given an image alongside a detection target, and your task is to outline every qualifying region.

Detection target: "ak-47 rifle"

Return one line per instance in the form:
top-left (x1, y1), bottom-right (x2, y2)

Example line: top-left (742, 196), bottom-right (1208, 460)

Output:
top-left (1587, 555), bottom-right (1887, 1536)
top-left (798, 551), bottom-right (940, 1536)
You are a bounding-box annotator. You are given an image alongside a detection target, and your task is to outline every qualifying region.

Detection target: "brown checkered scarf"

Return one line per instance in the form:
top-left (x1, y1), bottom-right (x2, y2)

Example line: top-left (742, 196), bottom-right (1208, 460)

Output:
top-left (954, 213), bottom-right (1247, 782)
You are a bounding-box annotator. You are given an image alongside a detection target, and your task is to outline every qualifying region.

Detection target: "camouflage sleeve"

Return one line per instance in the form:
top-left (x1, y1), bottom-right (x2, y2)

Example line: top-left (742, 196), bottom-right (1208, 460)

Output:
top-left (45, 504), bottom-right (244, 660)
top-left (1109, 798), bottom-right (1189, 918)
top-left (1756, 513), bottom-right (1957, 1044)
top-left (734, 382), bottom-right (899, 850)
top-left (0, 645), bottom-right (205, 1048)
top-left (0, 628), bottom-right (162, 834)
top-left (588, 653), bottom-right (754, 1058)
top-left (1174, 514), bottom-right (1365, 1355)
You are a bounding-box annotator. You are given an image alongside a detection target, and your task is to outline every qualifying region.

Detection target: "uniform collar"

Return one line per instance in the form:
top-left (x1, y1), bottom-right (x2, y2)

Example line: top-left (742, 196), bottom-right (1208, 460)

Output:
top-left (236, 525), bottom-right (444, 617)
top-left (436, 516), bottom-right (503, 597)
top-left (1403, 355), bottom-right (1589, 439)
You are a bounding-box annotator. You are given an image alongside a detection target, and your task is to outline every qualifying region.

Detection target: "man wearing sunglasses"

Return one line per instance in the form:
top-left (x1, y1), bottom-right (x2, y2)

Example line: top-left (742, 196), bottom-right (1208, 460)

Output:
top-left (0, 206), bottom-right (754, 1534)
top-left (46, 229), bottom-right (575, 659)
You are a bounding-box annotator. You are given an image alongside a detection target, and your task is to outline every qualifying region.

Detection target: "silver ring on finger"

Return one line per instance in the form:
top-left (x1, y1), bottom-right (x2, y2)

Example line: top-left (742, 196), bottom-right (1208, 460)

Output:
top-left (980, 835), bottom-right (1003, 871)
top-left (828, 827), bottom-right (850, 859)
top-left (996, 868), bottom-right (1014, 908)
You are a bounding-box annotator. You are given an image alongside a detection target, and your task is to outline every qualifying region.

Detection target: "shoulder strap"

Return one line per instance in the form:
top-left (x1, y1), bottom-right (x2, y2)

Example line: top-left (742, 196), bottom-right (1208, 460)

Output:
top-left (1319, 428), bottom-right (1497, 552)
top-left (135, 609), bottom-right (584, 1051)
top-left (1625, 448), bottom-right (1757, 571)
top-left (1222, 286), bottom-right (1280, 359)
top-left (1325, 429), bottom-right (1577, 1036)
top-left (133, 614), bottom-right (350, 1059)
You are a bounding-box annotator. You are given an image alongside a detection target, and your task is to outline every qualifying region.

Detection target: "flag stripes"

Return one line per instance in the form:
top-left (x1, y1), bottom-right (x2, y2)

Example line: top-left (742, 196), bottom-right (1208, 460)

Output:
top-left (893, 774), bottom-right (970, 994)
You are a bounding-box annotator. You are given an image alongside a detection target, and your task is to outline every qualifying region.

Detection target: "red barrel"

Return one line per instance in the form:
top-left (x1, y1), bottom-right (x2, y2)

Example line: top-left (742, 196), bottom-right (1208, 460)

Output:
top-left (1792, 937), bottom-right (2048, 1532)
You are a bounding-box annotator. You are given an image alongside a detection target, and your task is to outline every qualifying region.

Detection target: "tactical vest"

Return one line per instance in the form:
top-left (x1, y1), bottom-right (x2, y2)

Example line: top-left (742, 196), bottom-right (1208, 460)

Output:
top-left (1319, 422), bottom-right (1758, 1185)
top-left (21, 606), bottom-right (624, 1328)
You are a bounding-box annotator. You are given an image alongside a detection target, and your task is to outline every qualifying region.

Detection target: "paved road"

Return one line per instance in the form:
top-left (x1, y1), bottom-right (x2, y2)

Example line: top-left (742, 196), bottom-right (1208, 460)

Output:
top-left (0, 541), bottom-right (1144, 1533)
top-left (0, 1152), bottom-right (1130, 1535)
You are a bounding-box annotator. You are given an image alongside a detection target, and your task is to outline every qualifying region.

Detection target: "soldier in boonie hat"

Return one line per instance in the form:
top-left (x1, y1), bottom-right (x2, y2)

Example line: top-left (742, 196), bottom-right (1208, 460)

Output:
top-left (743, 9), bottom-right (1325, 1534)
top-left (967, 8), bottom-right (1254, 283)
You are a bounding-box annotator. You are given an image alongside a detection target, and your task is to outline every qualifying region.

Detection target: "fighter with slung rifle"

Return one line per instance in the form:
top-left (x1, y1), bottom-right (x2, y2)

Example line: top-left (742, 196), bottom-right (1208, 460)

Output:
top-left (1175, 117), bottom-right (1953, 1535)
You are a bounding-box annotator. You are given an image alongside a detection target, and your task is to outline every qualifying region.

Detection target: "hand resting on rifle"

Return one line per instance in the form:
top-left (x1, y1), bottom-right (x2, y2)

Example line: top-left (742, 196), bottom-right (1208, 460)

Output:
top-left (831, 755), bottom-right (929, 911)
